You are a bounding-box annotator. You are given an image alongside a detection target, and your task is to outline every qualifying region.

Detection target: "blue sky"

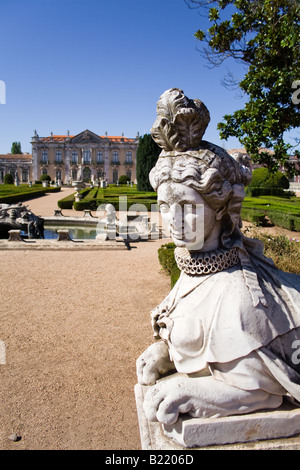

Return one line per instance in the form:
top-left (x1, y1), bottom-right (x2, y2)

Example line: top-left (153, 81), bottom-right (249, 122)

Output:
top-left (0, 0), bottom-right (257, 154)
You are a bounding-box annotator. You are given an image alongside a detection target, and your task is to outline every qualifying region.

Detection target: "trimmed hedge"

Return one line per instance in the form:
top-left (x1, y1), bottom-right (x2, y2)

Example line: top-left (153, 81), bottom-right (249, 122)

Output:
top-left (246, 187), bottom-right (295, 198)
top-left (73, 197), bottom-right (158, 212)
top-left (57, 188), bottom-right (90, 210)
top-left (242, 195), bottom-right (300, 232)
top-left (0, 186), bottom-right (61, 204)
top-left (158, 242), bottom-right (181, 288)
top-left (240, 208), bottom-right (268, 226)
top-left (58, 186), bottom-right (158, 212)
top-left (57, 193), bottom-right (75, 209)
top-left (267, 210), bottom-right (300, 232)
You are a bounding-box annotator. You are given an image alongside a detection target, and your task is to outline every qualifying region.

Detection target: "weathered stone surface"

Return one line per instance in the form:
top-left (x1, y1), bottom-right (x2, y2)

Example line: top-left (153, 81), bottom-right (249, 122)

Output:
top-left (57, 230), bottom-right (72, 241)
top-left (8, 230), bottom-right (22, 241)
top-left (135, 88), bottom-right (300, 449)
top-left (135, 383), bottom-right (300, 450)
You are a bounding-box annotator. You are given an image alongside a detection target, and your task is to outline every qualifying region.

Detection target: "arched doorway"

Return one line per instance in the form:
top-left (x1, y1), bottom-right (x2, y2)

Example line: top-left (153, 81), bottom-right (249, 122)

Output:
top-left (83, 167), bottom-right (91, 182)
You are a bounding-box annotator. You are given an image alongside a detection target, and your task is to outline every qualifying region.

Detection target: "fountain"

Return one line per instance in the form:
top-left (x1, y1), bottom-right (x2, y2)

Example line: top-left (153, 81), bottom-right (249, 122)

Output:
top-left (0, 203), bottom-right (44, 239)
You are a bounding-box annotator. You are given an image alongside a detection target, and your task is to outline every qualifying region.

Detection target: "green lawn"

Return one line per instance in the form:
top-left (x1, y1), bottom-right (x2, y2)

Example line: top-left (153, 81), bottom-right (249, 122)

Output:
top-left (0, 184), bottom-right (61, 204)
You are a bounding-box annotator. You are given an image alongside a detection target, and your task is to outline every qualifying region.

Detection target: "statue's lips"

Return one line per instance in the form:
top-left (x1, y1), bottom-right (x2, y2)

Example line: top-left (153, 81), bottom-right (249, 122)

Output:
top-left (171, 228), bottom-right (197, 244)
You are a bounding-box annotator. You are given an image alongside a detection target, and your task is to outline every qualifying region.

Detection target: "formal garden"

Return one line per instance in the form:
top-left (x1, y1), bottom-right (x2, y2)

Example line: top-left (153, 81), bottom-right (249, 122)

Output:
top-left (0, 180), bottom-right (61, 205)
top-left (56, 183), bottom-right (300, 232)
top-left (57, 183), bottom-right (158, 211)
top-left (1, 167), bottom-right (300, 282)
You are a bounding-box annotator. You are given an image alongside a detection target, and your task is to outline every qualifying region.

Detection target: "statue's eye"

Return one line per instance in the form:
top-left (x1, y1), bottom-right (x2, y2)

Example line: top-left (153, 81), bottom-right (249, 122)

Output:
top-left (159, 203), bottom-right (169, 214)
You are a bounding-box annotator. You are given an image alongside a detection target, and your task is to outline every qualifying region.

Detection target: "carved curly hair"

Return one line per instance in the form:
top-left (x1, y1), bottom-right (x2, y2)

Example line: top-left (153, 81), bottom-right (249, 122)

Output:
top-left (149, 88), bottom-right (252, 235)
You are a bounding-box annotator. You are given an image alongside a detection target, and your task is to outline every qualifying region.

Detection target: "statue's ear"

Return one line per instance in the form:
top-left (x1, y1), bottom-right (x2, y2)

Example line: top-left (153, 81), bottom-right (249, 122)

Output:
top-left (216, 205), bottom-right (227, 221)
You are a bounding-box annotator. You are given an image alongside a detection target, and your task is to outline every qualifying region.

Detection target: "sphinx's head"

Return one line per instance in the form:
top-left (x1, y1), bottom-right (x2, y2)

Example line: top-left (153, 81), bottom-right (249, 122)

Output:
top-left (149, 89), bottom-right (252, 251)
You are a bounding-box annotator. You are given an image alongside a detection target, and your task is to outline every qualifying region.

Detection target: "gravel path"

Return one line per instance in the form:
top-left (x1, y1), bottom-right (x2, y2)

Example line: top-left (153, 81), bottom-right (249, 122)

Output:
top-left (0, 188), bottom-right (171, 450)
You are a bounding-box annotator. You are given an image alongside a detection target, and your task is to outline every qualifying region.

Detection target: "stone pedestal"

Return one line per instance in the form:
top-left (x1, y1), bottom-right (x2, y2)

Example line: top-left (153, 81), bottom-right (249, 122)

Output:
top-left (57, 230), bottom-right (72, 241)
top-left (54, 209), bottom-right (63, 216)
top-left (135, 383), bottom-right (300, 450)
top-left (8, 230), bottom-right (22, 241)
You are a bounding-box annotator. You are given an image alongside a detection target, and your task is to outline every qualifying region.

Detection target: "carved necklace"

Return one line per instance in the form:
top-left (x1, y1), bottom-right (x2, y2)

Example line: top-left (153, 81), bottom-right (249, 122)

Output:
top-left (174, 246), bottom-right (240, 275)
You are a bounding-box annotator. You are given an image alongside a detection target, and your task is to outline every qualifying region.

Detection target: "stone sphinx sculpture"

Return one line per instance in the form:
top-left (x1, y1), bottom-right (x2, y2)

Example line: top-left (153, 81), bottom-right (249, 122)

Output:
top-left (136, 88), bottom-right (300, 436)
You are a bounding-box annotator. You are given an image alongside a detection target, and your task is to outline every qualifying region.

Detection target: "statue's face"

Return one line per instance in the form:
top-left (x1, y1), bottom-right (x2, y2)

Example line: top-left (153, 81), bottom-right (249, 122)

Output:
top-left (157, 181), bottom-right (218, 252)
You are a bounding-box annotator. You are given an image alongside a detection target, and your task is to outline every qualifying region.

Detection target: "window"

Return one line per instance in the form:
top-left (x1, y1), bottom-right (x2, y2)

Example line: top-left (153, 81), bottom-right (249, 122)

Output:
top-left (112, 151), bottom-right (119, 163)
top-left (126, 170), bottom-right (132, 181)
top-left (72, 169), bottom-right (77, 180)
top-left (56, 150), bottom-right (62, 162)
top-left (126, 151), bottom-right (132, 164)
top-left (97, 151), bottom-right (103, 164)
top-left (113, 169), bottom-right (118, 183)
top-left (83, 167), bottom-right (91, 181)
top-left (22, 169), bottom-right (29, 183)
top-left (42, 150), bottom-right (48, 163)
top-left (71, 151), bottom-right (78, 164)
top-left (83, 148), bottom-right (91, 164)
top-left (56, 169), bottom-right (62, 181)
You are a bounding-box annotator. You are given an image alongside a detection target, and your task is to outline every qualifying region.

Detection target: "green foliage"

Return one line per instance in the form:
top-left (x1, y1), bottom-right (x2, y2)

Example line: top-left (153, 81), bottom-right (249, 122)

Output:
top-left (57, 193), bottom-right (75, 209)
top-left (40, 174), bottom-right (51, 181)
top-left (246, 167), bottom-right (290, 196)
top-left (0, 184), bottom-right (60, 204)
top-left (158, 235), bottom-right (300, 285)
top-left (57, 185), bottom-right (158, 211)
top-left (158, 243), bottom-right (181, 287)
top-left (240, 207), bottom-right (268, 226)
top-left (242, 194), bottom-right (300, 230)
top-left (118, 175), bottom-right (130, 184)
top-left (248, 231), bottom-right (300, 274)
top-left (249, 167), bottom-right (289, 190)
top-left (11, 141), bottom-right (22, 154)
top-left (188, 0), bottom-right (300, 177)
top-left (136, 134), bottom-right (160, 191)
top-left (4, 173), bottom-right (14, 184)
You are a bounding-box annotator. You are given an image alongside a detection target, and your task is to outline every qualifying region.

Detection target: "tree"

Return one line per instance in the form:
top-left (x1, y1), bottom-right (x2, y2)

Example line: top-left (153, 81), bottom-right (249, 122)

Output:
top-left (40, 174), bottom-right (51, 181)
top-left (4, 173), bottom-right (14, 184)
top-left (11, 142), bottom-right (22, 154)
top-left (136, 134), bottom-right (161, 191)
top-left (185, 0), bottom-right (300, 176)
top-left (249, 167), bottom-right (289, 189)
top-left (118, 174), bottom-right (130, 184)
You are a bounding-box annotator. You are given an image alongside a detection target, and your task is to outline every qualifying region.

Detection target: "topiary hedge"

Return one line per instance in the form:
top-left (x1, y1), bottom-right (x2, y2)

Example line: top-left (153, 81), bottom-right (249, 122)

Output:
top-left (0, 186), bottom-right (61, 204)
top-left (240, 207), bottom-right (268, 226)
top-left (267, 210), bottom-right (300, 232)
top-left (158, 242), bottom-right (181, 287)
top-left (59, 186), bottom-right (159, 212)
top-left (4, 174), bottom-right (14, 185)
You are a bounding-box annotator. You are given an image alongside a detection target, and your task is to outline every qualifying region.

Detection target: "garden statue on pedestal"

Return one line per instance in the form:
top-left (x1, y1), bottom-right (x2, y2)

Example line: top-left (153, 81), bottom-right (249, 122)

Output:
top-left (136, 88), bottom-right (300, 431)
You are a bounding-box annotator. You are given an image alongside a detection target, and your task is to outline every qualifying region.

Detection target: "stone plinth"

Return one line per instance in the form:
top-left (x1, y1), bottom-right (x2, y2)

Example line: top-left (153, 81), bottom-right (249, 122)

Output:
top-left (0, 238), bottom-right (129, 250)
top-left (57, 230), bottom-right (72, 241)
top-left (8, 230), bottom-right (22, 241)
top-left (135, 383), bottom-right (300, 450)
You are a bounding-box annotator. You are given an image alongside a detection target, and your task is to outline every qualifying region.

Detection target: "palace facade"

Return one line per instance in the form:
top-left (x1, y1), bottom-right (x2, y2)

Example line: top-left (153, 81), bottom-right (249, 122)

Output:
top-left (31, 129), bottom-right (139, 184)
top-left (0, 153), bottom-right (32, 183)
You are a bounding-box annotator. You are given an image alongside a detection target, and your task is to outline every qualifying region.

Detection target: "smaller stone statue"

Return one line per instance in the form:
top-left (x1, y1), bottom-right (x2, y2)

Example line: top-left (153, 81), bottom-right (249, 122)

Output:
top-left (0, 203), bottom-right (44, 239)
